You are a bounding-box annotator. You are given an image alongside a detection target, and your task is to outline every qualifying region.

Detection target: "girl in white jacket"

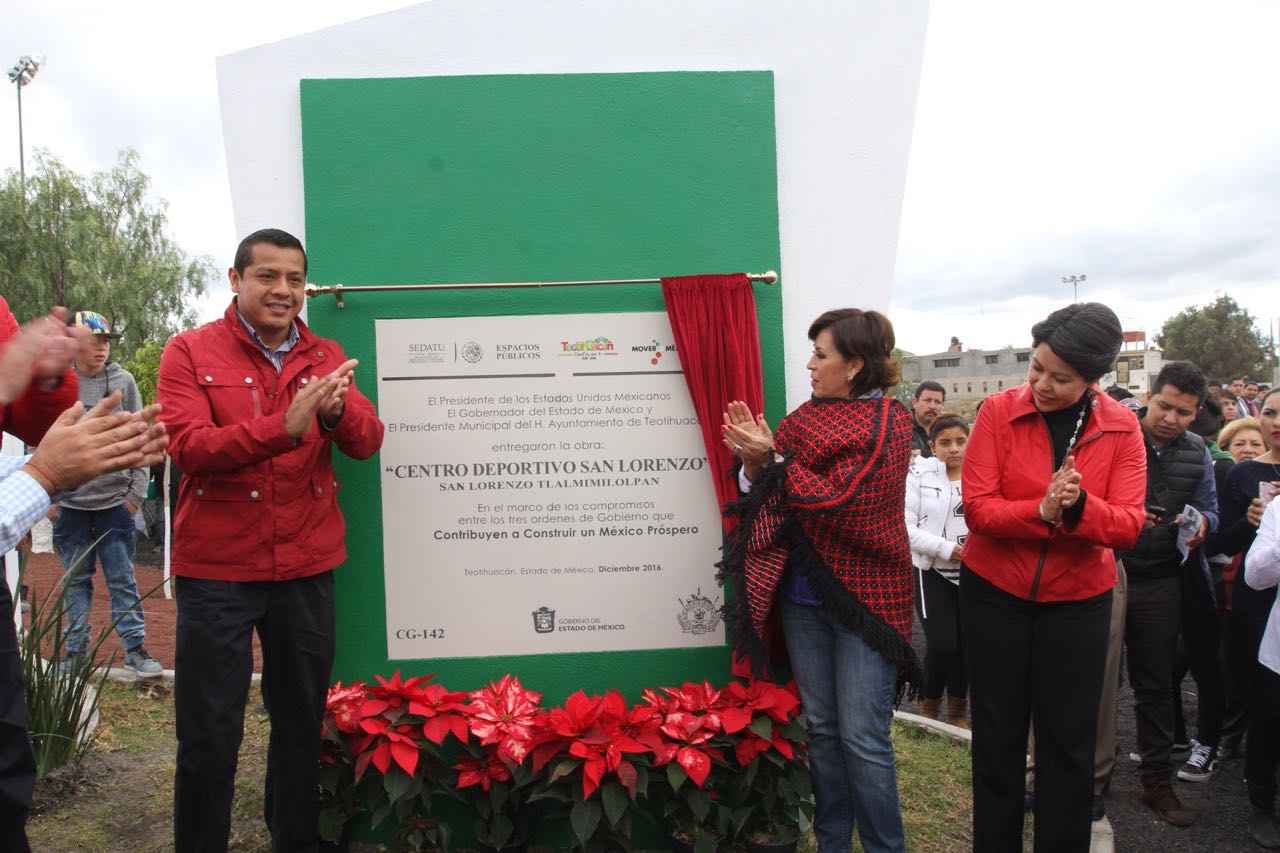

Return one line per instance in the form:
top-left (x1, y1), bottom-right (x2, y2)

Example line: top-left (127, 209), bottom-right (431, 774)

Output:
top-left (906, 414), bottom-right (971, 724)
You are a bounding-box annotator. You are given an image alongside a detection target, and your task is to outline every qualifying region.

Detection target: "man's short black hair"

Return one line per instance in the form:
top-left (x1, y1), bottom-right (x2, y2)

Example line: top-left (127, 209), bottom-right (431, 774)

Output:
top-left (234, 228), bottom-right (308, 276)
top-left (1189, 397), bottom-right (1223, 440)
top-left (1151, 360), bottom-right (1208, 404)
top-left (1105, 384), bottom-right (1134, 401)
top-left (914, 380), bottom-right (946, 400)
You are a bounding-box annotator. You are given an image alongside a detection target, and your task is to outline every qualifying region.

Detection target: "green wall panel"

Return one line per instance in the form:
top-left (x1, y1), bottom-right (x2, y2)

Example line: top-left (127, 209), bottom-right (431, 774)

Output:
top-left (300, 71), bottom-right (784, 705)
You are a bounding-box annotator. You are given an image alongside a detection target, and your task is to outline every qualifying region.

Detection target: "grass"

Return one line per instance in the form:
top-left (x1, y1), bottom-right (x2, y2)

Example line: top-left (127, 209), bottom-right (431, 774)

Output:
top-left (28, 691), bottom-right (1007, 852)
top-left (27, 680), bottom-right (274, 853)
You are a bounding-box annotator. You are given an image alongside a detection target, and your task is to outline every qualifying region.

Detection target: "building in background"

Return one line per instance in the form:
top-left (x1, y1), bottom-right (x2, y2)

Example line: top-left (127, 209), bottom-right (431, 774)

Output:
top-left (901, 331), bottom-right (1163, 404)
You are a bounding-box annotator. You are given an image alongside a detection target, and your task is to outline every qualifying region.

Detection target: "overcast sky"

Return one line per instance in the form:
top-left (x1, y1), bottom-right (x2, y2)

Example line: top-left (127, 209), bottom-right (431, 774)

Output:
top-left (3, 1), bottom-right (1277, 358)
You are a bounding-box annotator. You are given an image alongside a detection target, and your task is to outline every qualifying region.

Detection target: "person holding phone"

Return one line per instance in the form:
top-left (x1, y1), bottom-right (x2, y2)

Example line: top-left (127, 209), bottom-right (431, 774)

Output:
top-left (1109, 362), bottom-right (1219, 817)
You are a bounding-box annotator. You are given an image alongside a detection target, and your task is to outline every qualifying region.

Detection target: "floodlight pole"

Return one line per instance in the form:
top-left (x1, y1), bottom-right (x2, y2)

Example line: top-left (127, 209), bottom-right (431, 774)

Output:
top-left (1062, 273), bottom-right (1087, 303)
top-left (15, 75), bottom-right (23, 186)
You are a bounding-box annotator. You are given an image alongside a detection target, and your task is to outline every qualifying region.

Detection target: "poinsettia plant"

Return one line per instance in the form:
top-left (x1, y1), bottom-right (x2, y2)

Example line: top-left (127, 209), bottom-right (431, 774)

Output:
top-left (316, 663), bottom-right (811, 852)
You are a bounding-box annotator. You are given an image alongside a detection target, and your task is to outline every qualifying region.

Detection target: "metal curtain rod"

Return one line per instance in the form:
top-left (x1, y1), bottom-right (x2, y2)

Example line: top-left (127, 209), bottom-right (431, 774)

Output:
top-left (304, 270), bottom-right (778, 308)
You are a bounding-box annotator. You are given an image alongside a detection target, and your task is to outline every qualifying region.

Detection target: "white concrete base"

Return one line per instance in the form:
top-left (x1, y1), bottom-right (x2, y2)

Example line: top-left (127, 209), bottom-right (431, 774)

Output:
top-left (1090, 815), bottom-right (1114, 853)
top-left (893, 710), bottom-right (973, 744)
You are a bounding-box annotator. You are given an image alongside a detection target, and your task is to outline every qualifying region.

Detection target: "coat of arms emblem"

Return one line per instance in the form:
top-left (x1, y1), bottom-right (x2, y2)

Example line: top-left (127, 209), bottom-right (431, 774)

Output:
top-left (532, 606), bottom-right (556, 634)
top-left (677, 588), bottom-right (722, 635)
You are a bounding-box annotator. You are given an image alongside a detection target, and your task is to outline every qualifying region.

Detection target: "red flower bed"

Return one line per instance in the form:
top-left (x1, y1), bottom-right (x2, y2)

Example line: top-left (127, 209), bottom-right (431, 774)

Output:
top-left (318, 659), bottom-right (813, 852)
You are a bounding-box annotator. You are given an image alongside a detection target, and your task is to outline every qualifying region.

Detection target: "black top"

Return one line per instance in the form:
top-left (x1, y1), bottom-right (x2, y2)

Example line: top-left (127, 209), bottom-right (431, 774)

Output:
top-left (1039, 393), bottom-right (1092, 526)
top-left (1215, 458), bottom-right (1280, 626)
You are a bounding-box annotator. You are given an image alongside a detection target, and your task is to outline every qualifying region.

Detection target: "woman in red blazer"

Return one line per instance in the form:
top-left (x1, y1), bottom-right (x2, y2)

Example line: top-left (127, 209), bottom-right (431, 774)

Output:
top-left (961, 303), bottom-right (1145, 853)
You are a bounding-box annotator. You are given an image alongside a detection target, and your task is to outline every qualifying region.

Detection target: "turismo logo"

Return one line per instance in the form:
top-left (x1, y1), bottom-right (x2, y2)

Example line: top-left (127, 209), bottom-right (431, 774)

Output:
top-left (559, 336), bottom-right (617, 360)
top-left (632, 338), bottom-right (677, 367)
top-left (677, 588), bottom-right (722, 635)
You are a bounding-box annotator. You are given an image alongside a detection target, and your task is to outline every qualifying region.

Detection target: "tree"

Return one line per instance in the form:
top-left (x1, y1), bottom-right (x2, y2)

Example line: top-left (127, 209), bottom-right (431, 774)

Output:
top-left (1156, 295), bottom-right (1274, 380)
top-left (122, 340), bottom-right (165, 405)
top-left (0, 149), bottom-right (214, 363)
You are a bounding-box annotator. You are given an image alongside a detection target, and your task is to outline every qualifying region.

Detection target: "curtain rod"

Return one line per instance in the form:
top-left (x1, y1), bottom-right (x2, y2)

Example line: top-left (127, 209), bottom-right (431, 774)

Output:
top-left (305, 270), bottom-right (778, 309)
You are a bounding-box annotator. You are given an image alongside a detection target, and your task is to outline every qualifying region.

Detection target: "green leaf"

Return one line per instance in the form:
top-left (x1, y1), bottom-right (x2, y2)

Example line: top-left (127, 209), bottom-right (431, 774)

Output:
top-left (635, 763), bottom-right (650, 796)
top-left (490, 780), bottom-right (509, 812)
top-left (571, 800), bottom-right (603, 847)
top-left (732, 805), bottom-right (754, 836)
top-left (317, 808), bottom-right (346, 842)
top-left (489, 814), bottom-right (514, 850)
top-left (687, 788), bottom-right (711, 822)
top-left (383, 768), bottom-right (413, 803)
top-left (371, 804), bottom-right (392, 829)
top-left (549, 758), bottom-right (581, 783)
top-left (749, 716), bottom-right (774, 740)
top-left (667, 763), bottom-right (688, 792)
top-left (693, 831), bottom-right (717, 853)
top-left (716, 805), bottom-right (731, 837)
top-left (601, 781), bottom-right (629, 828)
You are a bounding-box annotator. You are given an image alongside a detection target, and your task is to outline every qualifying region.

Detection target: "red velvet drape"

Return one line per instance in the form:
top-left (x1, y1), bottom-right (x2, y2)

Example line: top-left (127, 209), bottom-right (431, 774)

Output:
top-left (661, 274), bottom-right (766, 530)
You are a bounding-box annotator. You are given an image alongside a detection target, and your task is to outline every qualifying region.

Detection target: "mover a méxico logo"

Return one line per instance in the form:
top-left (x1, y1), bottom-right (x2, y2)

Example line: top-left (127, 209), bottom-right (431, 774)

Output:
top-left (677, 588), bottom-right (722, 635)
top-left (559, 336), bottom-right (617, 359)
top-left (632, 338), bottom-right (677, 367)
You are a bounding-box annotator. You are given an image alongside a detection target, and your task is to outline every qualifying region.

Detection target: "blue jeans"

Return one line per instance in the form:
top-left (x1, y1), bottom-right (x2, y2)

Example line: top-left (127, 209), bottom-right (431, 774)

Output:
top-left (52, 506), bottom-right (145, 655)
top-left (781, 600), bottom-right (905, 853)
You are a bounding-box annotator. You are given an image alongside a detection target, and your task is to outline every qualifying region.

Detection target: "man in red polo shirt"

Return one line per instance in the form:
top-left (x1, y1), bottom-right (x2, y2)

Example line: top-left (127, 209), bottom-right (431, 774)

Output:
top-left (158, 229), bottom-right (384, 852)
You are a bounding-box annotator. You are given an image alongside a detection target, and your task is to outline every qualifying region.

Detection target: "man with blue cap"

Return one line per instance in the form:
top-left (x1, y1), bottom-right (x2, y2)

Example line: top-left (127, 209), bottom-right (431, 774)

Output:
top-left (51, 310), bottom-right (162, 678)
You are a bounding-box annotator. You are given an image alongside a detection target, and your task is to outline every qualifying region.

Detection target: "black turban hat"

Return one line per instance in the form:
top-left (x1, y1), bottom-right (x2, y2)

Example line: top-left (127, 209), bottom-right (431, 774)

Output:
top-left (1030, 303), bottom-right (1123, 383)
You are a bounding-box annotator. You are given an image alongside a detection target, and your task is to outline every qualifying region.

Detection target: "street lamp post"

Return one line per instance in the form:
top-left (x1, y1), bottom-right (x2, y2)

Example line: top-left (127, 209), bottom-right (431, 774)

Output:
top-left (1062, 274), bottom-right (1087, 303)
top-left (7, 55), bottom-right (42, 188)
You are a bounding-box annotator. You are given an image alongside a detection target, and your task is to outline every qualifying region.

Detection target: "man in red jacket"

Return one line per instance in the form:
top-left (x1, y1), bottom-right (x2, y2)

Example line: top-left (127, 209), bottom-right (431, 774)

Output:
top-left (158, 229), bottom-right (384, 852)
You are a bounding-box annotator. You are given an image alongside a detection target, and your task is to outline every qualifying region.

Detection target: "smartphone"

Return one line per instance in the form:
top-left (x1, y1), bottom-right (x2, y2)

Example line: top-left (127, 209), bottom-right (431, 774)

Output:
top-left (1146, 503), bottom-right (1168, 516)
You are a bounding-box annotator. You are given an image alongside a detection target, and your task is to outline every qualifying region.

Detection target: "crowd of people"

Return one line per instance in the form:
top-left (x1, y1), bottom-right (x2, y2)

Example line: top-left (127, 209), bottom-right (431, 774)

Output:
top-left (1, 228), bottom-right (1279, 853)
top-left (722, 301), bottom-right (1280, 853)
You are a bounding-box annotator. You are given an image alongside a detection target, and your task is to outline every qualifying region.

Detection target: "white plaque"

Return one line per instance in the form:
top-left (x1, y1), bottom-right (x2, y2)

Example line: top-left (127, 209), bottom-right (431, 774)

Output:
top-left (375, 312), bottom-right (726, 659)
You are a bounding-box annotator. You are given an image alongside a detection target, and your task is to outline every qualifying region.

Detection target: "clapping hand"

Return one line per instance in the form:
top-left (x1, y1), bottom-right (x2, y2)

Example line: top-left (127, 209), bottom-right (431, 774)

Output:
top-left (721, 400), bottom-right (774, 481)
top-left (0, 307), bottom-right (90, 404)
top-left (284, 359), bottom-right (359, 438)
top-left (318, 359), bottom-right (359, 426)
top-left (1039, 455), bottom-right (1083, 524)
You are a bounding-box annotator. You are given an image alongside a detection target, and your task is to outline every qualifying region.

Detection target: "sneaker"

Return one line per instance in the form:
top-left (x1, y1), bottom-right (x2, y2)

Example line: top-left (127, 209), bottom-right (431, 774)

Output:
top-left (1141, 781), bottom-right (1196, 827)
top-left (1251, 808), bottom-right (1280, 849)
top-left (1177, 740), bottom-right (1218, 783)
top-left (123, 646), bottom-right (164, 678)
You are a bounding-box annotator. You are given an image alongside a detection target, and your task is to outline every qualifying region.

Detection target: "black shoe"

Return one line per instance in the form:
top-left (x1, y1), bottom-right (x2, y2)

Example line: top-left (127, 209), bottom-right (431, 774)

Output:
top-left (1091, 794), bottom-right (1106, 821)
top-left (1251, 808), bottom-right (1280, 848)
top-left (1142, 781), bottom-right (1196, 827)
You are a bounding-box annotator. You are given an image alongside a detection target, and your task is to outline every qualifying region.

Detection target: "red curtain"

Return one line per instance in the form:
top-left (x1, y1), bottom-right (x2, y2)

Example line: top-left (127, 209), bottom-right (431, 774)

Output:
top-left (661, 274), bottom-right (766, 530)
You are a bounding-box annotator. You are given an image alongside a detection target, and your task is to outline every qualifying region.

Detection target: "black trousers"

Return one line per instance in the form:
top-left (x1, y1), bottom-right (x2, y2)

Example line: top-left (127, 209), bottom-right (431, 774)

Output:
top-left (1171, 581), bottom-right (1226, 750)
top-left (1248, 661), bottom-right (1280, 811)
top-left (174, 572), bottom-right (335, 853)
top-left (0, 579), bottom-right (34, 853)
top-left (1124, 575), bottom-right (1182, 784)
top-left (962, 567), bottom-right (1111, 853)
top-left (917, 569), bottom-right (966, 700)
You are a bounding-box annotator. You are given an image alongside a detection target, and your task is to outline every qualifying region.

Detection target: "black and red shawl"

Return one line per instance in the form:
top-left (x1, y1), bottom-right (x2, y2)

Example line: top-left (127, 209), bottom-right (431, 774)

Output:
top-left (721, 396), bottom-right (922, 699)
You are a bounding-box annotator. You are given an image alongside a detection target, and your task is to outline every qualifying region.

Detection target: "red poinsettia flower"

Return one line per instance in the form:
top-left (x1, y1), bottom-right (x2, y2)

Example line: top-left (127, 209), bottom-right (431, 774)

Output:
top-left (364, 670), bottom-right (437, 718)
top-left (326, 682), bottom-right (369, 734)
top-left (354, 717), bottom-right (422, 780)
top-left (722, 676), bottom-right (802, 728)
top-left (733, 733), bottom-right (795, 766)
top-left (467, 675), bottom-right (543, 764)
top-left (455, 753), bottom-right (513, 792)
top-left (659, 711), bottom-right (718, 787)
top-left (417, 683), bottom-right (471, 745)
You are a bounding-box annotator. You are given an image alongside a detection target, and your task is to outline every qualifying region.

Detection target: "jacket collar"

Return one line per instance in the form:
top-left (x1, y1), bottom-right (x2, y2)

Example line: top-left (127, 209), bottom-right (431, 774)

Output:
top-left (1005, 382), bottom-right (1137, 433)
top-left (223, 299), bottom-right (317, 359)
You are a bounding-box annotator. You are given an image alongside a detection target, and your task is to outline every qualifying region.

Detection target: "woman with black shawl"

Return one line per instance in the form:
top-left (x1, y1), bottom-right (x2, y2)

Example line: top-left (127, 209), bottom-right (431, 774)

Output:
top-left (721, 308), bottom-right (918, 853)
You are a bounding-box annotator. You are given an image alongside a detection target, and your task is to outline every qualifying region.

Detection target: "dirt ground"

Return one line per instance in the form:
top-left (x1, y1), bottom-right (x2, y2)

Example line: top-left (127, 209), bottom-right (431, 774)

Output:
top-left (21, 547), bottom-right (262, 673)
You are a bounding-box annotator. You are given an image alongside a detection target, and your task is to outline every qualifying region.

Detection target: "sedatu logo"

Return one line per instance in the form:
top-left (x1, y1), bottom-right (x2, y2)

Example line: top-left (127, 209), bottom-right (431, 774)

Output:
top-left (559, 336), bottom-right (617, 358)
